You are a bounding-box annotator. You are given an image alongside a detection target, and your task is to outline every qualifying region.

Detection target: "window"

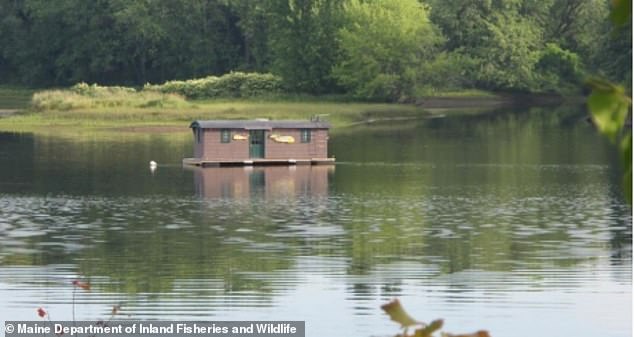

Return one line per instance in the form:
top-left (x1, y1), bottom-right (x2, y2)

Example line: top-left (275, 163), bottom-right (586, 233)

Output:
top-left (300, 129), bottom-right (311, 143)
top-left (220, 129), bottom-right (231, 143)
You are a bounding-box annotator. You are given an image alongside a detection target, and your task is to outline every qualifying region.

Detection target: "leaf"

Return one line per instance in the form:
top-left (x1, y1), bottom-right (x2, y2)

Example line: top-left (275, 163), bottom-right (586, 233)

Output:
top-left (610, 0), bottom-right (632, 27)
top-left (413, 319), bottom-right (443, 337)
top-left (587, 78), bottom-right (632, 204)
top-left (381, 299), bottom-right (421, 328)
top-left (441, 330), bottom-right (491, 337)
top-left (587, 81), bottom-right (630, 143)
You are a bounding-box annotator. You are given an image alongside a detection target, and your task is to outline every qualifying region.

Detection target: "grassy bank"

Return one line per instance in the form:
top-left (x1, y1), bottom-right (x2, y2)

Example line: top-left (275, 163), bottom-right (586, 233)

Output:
top-left (0, 84), bottom-right (453, 133)
top-left (0, 85), bottom-right (518, 134)
top-left (0, 99), bottom-right (435, 132)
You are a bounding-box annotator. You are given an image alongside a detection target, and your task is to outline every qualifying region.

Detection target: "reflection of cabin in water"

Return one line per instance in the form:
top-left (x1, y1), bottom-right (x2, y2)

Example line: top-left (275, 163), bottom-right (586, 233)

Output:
top-left (183, 119), bottom-right (335, 166)
top-left (190, 166), bottom-right (332, 199)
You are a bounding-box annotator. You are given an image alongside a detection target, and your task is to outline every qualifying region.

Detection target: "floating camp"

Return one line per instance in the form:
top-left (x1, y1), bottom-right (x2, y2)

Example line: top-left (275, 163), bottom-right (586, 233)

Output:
top-left (183, 119), bottom-right (335, 167)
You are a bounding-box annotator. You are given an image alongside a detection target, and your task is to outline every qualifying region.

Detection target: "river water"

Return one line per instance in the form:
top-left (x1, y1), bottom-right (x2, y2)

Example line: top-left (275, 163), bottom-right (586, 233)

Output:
top-left (0, 105), bottom-right (631, 337)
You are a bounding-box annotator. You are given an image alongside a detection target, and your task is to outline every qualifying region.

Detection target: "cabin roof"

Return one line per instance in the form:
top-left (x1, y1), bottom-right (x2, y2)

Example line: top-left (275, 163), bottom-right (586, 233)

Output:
top-left (190, 120), bottom-right (330, 130)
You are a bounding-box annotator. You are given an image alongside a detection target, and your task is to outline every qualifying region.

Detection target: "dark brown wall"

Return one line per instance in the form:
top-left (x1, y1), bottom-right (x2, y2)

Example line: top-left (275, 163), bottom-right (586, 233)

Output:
top-left (264, 129), bottom-right (328, 159)
top-left (200, 129), bottom-right (250, 160)
top-left (195, 128), bottom-right (329, 160)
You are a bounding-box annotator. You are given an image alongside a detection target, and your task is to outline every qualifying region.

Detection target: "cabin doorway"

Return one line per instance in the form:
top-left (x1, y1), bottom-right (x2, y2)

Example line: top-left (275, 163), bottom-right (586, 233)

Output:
top-left (249, 130), bottom-right (265, 158)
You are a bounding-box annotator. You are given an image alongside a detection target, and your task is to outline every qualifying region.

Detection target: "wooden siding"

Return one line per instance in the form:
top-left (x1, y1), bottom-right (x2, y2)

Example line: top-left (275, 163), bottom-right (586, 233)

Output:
top-left (264, 129), bottom-right (328, 159)
top-left (200, 129), bottom-right (249, 160)
top-left (197, 128), bottom-right (329, 160)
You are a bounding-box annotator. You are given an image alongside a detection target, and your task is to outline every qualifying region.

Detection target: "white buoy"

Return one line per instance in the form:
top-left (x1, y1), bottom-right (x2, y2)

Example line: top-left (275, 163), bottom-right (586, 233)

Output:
top-left (149, 160), bottom-right (157, 173)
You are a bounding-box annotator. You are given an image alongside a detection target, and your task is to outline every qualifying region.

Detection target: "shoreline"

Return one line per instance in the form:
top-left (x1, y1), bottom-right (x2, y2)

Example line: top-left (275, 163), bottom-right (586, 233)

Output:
top-left (0, 94), bottom-right (584, 134)
top-left (414, 94), bottom-right (582, 109)
top-left (0, 109), bottom-right (19, 117)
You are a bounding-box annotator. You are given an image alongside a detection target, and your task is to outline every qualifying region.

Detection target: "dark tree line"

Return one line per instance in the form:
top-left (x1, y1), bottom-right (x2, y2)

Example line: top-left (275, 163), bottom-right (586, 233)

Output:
top-left (0, 0), bottom-right (630, 100)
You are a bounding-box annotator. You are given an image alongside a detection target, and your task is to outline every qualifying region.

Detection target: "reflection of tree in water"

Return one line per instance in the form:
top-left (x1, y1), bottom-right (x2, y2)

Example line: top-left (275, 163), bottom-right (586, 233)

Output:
top-left (78, 225), bottom-right (291, 294)
top-left (0, 132), bottom-right (193, 196)
top-left (0, 195), bottom-right (296, 295)
top-left (0, 132), bottom-right (35, 193)
top-left (608, 203), bottom-right (632, 263)
top-left (0, 109), bottom-right (629, 301)
top-left (329, 104), bottom-right (627, 277)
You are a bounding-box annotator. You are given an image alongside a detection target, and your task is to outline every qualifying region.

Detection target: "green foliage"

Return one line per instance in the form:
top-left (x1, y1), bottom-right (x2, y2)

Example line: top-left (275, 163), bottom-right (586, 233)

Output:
top-left (31, 84), bottom-right (188, 111)
top-left (332, 0), bottom-right (442, 101)
top-left (535, 43), bottom-right (584, 93)
top-left (0, 0), bottom-right (629, 97)
top-left (426, 0), bottom-right (615, 94)
top-left (595, 21), bottom-right (632, 86)
top-left (3, 92), bottom-right (430, 130)
top-left (586, 0), bottom-right (632, 203)
top-left (543, 0), bottom-right (608, 57)
top-left (418, 53), bottom-right (479, 93)
top-left (610, 0), bottom-right (632, 26)
top-left (231, 1), bottom-right (270, 71)
top-left (0, 0), bottom-right (245, 85)
top-left (472, 13), bottom-right (542, 91)
top-left (587, 80), bottom-right (631, 142)
top-left (590, 87), bottom-right (632, 198)
top-left (587, 79), bottom-right (632, 202)
top-left (144, 72), bottom-right (283, 99)
top-left (71, 82), bottom-right (136, 97)
top-left (267, 0), bottom-right (344, 94)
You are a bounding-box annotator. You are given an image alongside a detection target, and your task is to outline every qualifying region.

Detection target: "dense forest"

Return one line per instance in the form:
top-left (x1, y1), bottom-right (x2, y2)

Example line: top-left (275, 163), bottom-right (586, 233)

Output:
top-left (0, 0), bottom-right (631, 100)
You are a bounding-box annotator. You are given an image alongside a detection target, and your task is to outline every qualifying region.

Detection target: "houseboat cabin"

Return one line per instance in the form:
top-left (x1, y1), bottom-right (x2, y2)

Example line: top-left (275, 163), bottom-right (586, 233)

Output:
top-left (183, 119), bottom-right (335, 166)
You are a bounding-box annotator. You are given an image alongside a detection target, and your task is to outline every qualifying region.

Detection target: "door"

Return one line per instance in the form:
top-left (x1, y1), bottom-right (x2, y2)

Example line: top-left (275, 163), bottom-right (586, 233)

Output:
top-left (249, 130), bottom-right (265, 158)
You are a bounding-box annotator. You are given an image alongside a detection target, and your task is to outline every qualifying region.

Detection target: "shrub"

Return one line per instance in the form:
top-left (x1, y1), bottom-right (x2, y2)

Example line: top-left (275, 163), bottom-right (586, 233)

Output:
top-left (31, 84), bottom-right (188, 111)
top-left (535, 43), bottom-right (584, 93)
top-left (70, 82), bottom-right (136, 97)
top-left (240, 73), bottom-right (284, 97)
top-left (144, 72), bottom-right (283, 99)
top-left (418, 52), bottom-right (478, 92)
top-left (32, 90), bottom-right (92, 111)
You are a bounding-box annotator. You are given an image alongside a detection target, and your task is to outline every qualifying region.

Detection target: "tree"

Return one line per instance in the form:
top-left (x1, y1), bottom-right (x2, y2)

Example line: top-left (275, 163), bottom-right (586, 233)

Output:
top-left (544, 0), bottom-right (608, 56)
top-left (594, 20), bottom-right (632, 86)
top-left (427, 0), bottom-right (544, 92)
top-left (230, 0), bottom-right (270, 71)
top-left (332, 0), bottom-right (442, 101)
top-left (266, 0), bottom-right (344, 94)
top-left (535, 43), bottom-right (584, 92)
top-left (474, 12), bottom-right (542, 91)
top-left (0, 0), bottom-right (125, 85)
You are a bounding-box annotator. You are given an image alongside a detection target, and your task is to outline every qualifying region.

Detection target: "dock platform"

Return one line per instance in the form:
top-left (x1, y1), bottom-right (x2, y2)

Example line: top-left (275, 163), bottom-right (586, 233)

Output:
top-left (183, 157), bottom-right (335, 167)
